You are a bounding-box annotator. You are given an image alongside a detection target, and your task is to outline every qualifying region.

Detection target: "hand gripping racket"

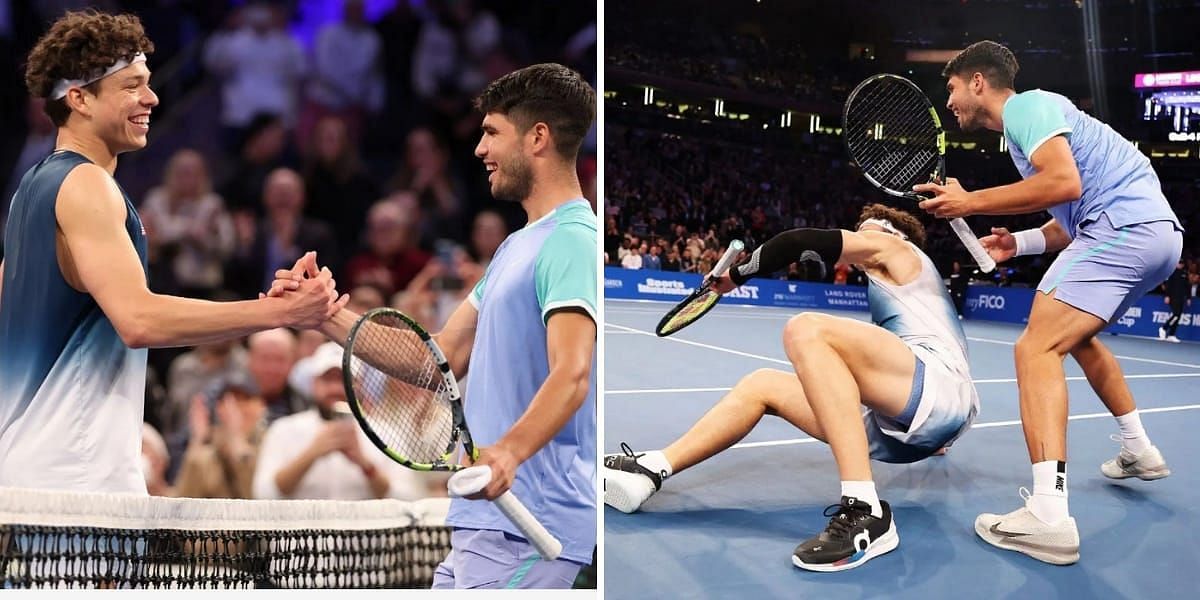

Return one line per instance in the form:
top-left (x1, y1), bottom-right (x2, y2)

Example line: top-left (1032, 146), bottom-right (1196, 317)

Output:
top-left (843, 73), bottom-right (996, 272)
top-left (342, 308), bottom-right (562, 560)
top-left (655, 240), bottom-right (745, 336)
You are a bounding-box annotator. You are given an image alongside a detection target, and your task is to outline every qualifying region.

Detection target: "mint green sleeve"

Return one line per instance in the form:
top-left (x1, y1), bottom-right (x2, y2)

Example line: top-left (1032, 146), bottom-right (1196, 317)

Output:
top-left (534, 223), bottom-right (598, 325)
top-left (1003, 93), bottom-right (1071, 157)
top-left (468, 268), bottom-right (488, 308)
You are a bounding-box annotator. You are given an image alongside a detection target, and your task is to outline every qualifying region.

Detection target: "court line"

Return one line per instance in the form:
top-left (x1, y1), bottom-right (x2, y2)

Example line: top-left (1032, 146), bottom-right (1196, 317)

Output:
top-left (724, 403), bottom-right (1200, 451)
top-left (604, 323), bottom-right (791, 365)
top-left (607, 371), bottom-right (1200, 395)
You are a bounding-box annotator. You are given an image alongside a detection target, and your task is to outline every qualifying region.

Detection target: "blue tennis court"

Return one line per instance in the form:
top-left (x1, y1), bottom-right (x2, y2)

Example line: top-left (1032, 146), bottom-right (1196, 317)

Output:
top-left (604, 298), bottom-right (1200, 599)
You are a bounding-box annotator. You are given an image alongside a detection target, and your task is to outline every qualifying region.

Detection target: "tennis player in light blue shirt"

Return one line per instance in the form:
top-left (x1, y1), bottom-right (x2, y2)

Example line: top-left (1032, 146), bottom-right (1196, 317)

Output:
top-left (915, 41), bottom-right (1182, 566)
top-left (287, 64), bottom-right (598, 589)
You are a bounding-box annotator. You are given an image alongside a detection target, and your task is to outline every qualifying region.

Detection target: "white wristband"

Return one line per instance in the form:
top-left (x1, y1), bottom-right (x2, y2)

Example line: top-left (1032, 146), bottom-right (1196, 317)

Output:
top-left (1013, 228), bottom-right (1047, 257)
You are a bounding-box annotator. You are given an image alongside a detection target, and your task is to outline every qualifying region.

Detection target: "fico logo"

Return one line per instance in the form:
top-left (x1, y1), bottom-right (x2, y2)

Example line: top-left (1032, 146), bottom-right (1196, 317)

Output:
top-left (974, 294), bottom-right (1005, 310)
top-left (726, 285), bottom-right (760, 299)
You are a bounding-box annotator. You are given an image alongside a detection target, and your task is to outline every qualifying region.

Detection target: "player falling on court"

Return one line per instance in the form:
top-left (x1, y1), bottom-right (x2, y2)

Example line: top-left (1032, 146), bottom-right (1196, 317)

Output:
top-left (0, 10), bottom-right (337, 494)
top-left (605, 204), bottom-right (980, 572)
top-left (267, 64), bottom-right (598, 589)
top-left (915, 41), bottom-right (1181, 564)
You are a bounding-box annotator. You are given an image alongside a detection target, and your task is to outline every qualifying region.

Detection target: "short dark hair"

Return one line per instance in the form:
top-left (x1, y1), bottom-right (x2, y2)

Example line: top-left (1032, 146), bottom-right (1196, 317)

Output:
top-left (856, 203), bottom-right (927, 249)
top-left (25, 10), bottom-right (155, 126)
top-left (942, 41), bottom-right (1018, 90)
top-left (474, 63), bottom-right (596, 161)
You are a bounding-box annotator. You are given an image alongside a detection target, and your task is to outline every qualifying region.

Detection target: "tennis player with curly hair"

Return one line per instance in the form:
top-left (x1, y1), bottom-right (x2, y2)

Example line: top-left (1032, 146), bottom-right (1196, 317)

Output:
top-left (0, 10), bottom-right (338, 494)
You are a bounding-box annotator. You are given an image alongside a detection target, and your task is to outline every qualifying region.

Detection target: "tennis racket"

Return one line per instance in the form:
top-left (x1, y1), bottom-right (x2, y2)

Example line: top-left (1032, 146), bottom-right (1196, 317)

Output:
top-left (655, 240), bottom-right (744, 337)
top-left (342, 307), bottom-right (562, 560)
top-left (843, 73), bottom-right (996, 273)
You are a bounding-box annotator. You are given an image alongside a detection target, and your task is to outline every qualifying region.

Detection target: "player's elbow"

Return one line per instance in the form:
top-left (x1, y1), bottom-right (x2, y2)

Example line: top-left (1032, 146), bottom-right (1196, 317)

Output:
top-left (115, 319), bottom-right (153, 349)
top-left (553, 359), bottom-right (592, 410)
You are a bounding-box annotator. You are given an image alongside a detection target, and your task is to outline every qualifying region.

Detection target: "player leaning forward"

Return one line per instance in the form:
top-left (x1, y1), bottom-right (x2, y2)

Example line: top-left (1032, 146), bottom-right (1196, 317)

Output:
top-left (605, 205), bottom-right (980, 572)
top-left (916, 41), bottom-right (1181, 565)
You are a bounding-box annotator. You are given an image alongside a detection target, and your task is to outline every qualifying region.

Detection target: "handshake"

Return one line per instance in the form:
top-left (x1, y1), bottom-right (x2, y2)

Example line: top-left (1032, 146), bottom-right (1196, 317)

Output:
top-left (259, 251), bottom-right (350, 330)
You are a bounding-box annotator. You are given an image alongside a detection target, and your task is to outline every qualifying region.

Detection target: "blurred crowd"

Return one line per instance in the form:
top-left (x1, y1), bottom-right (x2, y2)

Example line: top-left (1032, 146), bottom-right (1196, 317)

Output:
top-left (0, 0), bottom-right (595, 502)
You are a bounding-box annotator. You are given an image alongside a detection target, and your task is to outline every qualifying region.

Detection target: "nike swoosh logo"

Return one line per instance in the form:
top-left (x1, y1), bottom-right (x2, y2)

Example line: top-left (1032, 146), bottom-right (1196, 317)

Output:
top-left (989, 523), bottom-right (1031, 538)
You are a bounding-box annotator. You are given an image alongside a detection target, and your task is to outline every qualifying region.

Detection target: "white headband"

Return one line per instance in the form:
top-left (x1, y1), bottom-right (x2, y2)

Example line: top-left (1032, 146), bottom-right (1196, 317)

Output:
top-left (858, 218), bottom-right (908, 240)
top-left (50, 52), bottom-right (146, 100)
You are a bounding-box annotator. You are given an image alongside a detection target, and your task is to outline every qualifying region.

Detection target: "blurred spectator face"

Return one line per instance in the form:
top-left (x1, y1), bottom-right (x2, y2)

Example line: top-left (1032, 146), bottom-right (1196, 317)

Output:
top-left (475, 113), bottom-right (534, 203)
top-left (367, 201), bottom-right (413, 256)
top-left (406, 128), bottom-right (448, 175)
top-left (314, 117), bottom-right (350, 165)
top-left (245, 119), bottom-right (287, 163)
top-left (263, 169), bottom-right (306, 216)
top-left (952, 261), bottom-right (961, 273)
top-left (165, 149), bottom-right (210, 199)
top-left (1191, 273), bottom-right (1200, 285)
top-left (312, 367), bottom-right (345, 409)
top-left (141, 423), bottom-right (169, 494)
top-left (248, 329), bottom-right (297, 397)
top-left (650, 245), bottom-right (661, 256)
top-left (222, 388), bottom-right (267, 436)
top-left (471, 211), bottom-right (507, 260)
top-left (197, 339), bottom-right (237, 368)
top-left (348, 285), bottom-right (385, 312)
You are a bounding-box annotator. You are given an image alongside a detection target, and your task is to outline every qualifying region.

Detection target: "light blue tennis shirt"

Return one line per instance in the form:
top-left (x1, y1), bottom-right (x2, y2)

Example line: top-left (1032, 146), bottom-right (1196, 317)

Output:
top-left (446, 198), bottom-right (598, 564)
top-left (1002, 90), bottom-right (1181, 237)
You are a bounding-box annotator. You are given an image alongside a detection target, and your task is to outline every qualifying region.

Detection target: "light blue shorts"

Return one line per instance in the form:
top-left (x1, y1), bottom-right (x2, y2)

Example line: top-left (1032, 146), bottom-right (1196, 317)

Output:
top-left (1038, 213), bottom-right (1183, 323)
top-left (430, 528), bottom-right (584, 590)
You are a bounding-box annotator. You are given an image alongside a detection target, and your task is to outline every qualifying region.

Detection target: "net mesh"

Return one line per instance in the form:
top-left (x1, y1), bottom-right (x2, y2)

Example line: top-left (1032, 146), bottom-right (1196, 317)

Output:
top-left (348, 312), bottom-right (456, 466)
top-left (659, 290), bottom-right (720, 335)
top-left (844, 75), bottom-right (942, 194)
top-left (0, 487), bottom-right (451, 589)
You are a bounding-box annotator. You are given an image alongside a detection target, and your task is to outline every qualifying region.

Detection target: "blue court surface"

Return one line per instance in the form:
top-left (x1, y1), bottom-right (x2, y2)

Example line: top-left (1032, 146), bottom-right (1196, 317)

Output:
top-left (604, 298), bottom-right (1200, 599)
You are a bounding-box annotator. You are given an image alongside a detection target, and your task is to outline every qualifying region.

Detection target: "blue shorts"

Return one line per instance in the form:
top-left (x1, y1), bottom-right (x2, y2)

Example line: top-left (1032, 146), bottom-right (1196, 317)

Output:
top-left (865, 345), bottom-right (978, 464)
top-left (430, 528), bottom-right (584, 590)
top-left (1039, 213), bottom-right (1183, 323)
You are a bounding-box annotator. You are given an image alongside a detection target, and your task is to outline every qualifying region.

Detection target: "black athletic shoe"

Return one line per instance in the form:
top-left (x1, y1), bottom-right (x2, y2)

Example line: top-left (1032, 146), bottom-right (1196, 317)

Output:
top-left (792, 496), bottom-right (900, 572)
top-left (603, 443), bottom-right (665, 513)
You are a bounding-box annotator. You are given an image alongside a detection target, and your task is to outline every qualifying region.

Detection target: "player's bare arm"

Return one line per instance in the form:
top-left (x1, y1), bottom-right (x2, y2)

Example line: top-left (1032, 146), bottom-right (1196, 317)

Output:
top-left (57, 163), bottom-right (336, 348)
top-left (713, 228), bottom-right (920, 292)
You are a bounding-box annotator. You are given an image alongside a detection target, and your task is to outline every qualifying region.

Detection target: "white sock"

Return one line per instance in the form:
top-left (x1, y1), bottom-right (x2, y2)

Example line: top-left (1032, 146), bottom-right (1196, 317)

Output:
top-left (638, 450), bottom-right (674, 480)
top-left (1028, 461), bottom-right (1069, 525)
top-left (1115, 410), bottom-right (1152, 454)
top-left (841, 480), bottom-right (882, 518)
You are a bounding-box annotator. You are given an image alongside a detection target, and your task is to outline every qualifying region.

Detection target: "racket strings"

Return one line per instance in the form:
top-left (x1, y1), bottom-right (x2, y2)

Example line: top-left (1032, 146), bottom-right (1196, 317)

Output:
top-left (845, 78), bottom-right (941, 192)
top-left (349, 315), bottom-right (456, 465)
top-left (661, 290), bottom-right (719, 334)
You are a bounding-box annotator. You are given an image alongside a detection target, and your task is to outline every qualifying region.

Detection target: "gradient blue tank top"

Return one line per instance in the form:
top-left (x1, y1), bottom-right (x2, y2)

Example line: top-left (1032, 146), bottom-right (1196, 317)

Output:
top-left (0, 151), bottom-right (149, 492)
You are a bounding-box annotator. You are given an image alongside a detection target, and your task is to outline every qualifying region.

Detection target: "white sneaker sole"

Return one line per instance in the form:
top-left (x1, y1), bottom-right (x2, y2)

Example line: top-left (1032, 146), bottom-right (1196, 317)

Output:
top-left (1101, 464), bottom-right (1171, 481)
top-left (603, 467), bottom-right (655, 514)
top-left (791, 519), bottom-right (900, 572)
top-left (974, 517), bottom-right (1080, 565)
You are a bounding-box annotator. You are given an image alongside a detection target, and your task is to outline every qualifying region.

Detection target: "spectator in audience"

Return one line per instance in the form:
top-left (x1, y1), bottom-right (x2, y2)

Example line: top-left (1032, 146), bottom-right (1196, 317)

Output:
top-left (344, 197), bottom-right (432, 297)
top-left (661, 247), bottom-right (681, 271)
top-left (226, 168), bottom-right (339, 299)
top-left (621, 243), bottom-right (643, 270)
top-left (387, 127), bottom-right (466, 243)
top-left (642, 242), bottom-right (662, 271)
top-left (220, 113), bottom-right (297, 212)
top-left (174, 372), bottom-right (267, 499)
top-left (142, 423), bottom-right (172, 497)
top-left (2, 97), bottom-right (55, 216)
top-left (948, 261), bottom-right (969, 318)
top-left (246, 328), bottom-right (306, 422)
top-left (140, 149), bottom-right (235, 298)
top-left (469, 210), bottom-right (507, 267)
top-left (164, 338), bottom-right (248, 473)
top-left (299, 0), bottom-right (383, 150)
top-left (348, 284), bottom-right (386, 313)
top-left (412, 0), bottom-right (500, 110)
top-left (253, 342), bottom-right (429, 500)
top-left (303, 115), bottom-right (379, 252)
top-left (204, 3), bottom-right (306, 149)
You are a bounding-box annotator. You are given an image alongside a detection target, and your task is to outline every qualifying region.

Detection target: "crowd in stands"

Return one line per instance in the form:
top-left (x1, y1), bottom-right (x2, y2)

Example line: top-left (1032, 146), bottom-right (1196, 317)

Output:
top-left (1, 0), bottom-right (595, 502)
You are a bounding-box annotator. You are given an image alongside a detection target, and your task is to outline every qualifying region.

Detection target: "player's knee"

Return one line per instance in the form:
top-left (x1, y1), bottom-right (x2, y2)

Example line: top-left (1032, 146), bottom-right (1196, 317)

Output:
top-left (782, 312), bottom-right (830, 353)
top-left (732, 368), bottom-right (777, 409)
top-left (1014, 327), bottom-right (1068, 361)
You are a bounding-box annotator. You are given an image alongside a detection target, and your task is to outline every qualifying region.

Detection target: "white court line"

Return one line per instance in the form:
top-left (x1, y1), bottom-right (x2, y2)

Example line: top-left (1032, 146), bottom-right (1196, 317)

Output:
top-left (723, 403), bottom-right (1200, 451)
top-left (607, 371), bottom-right (1200, 395)
top-left (604, 323), bottom-right (790, 365)
top-left (965, 336), bottom-right (1200, 369)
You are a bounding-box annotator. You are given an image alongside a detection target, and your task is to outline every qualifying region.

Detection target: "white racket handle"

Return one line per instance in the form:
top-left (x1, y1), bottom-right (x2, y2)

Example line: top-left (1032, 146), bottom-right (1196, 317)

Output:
top-left (948, 218), bottom-right (996, 273)
top-left (447, 466), bottom-right (563, 561)
top-left (708, 239), bottom-right (745, 280)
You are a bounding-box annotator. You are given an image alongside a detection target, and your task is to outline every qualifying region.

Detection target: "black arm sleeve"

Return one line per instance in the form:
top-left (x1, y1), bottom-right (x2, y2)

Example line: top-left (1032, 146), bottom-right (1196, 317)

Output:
top-left (729, 228), bottom-right (843, 286)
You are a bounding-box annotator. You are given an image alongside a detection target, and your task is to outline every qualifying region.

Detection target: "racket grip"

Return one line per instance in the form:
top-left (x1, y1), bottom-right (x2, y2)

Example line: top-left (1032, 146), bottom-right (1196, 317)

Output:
top-left (709, 239), bottom-right (745, 280)
top-left (447, 466), bottom-right (563, 561)
top-left (948, 218), bottom-right (996, 273)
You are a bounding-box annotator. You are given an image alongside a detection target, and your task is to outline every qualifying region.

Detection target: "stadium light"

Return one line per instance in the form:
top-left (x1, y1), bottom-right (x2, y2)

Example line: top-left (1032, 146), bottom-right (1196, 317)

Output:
top-left (643, 87), bottom-right (655, 105)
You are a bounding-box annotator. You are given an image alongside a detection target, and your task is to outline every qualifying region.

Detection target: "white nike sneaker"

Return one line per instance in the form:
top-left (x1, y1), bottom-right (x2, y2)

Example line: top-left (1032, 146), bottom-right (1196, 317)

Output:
top-left (1167, 335), bottom-right (1181, 343)
top-left (1101, 440), bottom-right (1171, 480)
top-left (975, 490), bottom-right (1080, 565)
top-left (603, 443), bottom-right (666, 513)
top-left (1159, 327), bottom-right (1167, 340)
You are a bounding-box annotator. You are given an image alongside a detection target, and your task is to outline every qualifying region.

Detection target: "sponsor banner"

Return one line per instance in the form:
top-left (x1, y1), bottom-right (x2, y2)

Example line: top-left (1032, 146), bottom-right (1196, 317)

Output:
top-left (605, 268), bottom-right (1196, 341)
top-left (1133, 71), bottom-right (1200, 89)
top-left (603, 267), bottom-right (868, 311)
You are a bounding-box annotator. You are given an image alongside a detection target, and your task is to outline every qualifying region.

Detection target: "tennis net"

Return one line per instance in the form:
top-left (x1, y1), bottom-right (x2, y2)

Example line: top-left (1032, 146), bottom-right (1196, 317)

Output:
top-left (0, 487), bottom-right (451, 588)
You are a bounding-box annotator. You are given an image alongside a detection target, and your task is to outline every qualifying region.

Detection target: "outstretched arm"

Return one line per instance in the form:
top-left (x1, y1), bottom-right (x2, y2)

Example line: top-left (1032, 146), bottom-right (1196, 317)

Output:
top-left (57, 164), bottom-right (336, 348)
top-left (723, 228), bottom-right (914, 289)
